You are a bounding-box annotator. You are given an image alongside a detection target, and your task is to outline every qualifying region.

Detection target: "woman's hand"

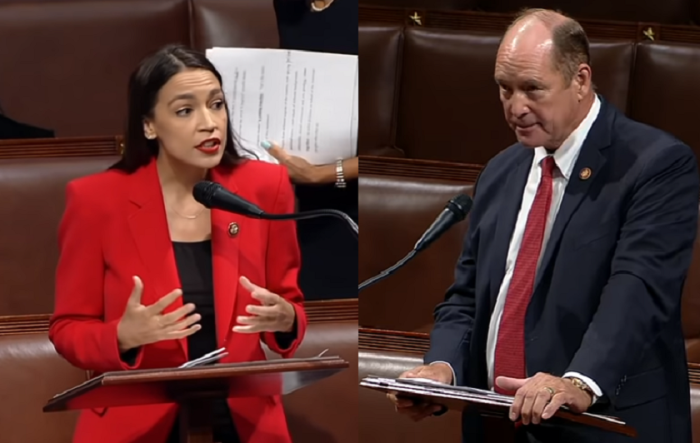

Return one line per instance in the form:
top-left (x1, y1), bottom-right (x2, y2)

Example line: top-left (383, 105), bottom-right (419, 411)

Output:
top-left (234, 276), bottom-right (296, 333)
top-left (262, 141), bottom-right (358, 184)
top-left (263, 141), bottom-right (324, 184)
top-left (116, 276), bottom-right (201, 352)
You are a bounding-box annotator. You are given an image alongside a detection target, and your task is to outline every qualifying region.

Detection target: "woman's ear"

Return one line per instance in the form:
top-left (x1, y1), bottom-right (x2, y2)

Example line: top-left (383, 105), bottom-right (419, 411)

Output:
top-left (143, 119), bottom-right (156, 140)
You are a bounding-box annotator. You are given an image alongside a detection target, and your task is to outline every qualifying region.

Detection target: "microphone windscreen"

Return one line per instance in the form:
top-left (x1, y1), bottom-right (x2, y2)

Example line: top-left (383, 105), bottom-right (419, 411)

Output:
top-left (193, 181), bottom-right (222, 208)
top-left (448, 194), bottom-right (473, 220)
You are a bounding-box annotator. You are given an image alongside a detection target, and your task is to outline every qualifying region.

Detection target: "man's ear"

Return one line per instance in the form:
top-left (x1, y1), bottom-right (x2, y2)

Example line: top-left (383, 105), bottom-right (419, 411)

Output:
top-left (575, 63), bottom-right (592, 99)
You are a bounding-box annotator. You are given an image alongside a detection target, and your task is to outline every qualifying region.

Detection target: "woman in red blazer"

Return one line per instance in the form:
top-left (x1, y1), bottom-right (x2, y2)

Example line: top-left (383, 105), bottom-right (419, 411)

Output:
top-left (48, 44), bottom-right (307, 443)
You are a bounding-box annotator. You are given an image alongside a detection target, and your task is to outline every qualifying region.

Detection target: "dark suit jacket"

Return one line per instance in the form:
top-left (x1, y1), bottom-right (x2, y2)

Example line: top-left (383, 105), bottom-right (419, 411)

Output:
top-left (0, 114), bottom-right (54, 139)
top-left (424, 96), bottom-right (699, 443)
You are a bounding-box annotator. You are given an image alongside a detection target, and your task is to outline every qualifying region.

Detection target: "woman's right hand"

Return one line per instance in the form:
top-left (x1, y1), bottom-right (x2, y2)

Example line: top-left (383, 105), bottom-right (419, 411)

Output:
top-left (116, 276), bottom-right (201, 352)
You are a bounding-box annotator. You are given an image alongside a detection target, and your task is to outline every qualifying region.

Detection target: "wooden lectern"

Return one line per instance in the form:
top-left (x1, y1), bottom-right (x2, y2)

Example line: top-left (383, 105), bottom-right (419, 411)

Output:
top-left (361, 376), bottom-right (637, 441)
top-left (44, 356), bottom-right (348, 443)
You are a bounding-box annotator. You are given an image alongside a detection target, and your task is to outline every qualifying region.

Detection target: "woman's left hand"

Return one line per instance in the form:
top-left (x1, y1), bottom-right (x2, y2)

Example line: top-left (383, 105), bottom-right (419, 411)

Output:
top-left (233, 276), bottom-right (296, 333)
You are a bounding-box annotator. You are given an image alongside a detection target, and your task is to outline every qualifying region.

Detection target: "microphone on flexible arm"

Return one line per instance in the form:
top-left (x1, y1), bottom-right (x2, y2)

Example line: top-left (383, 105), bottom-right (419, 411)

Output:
top-left (358, 193), bottom-right (473, 292)
top-left (193, 181), bottom-right (358, 236)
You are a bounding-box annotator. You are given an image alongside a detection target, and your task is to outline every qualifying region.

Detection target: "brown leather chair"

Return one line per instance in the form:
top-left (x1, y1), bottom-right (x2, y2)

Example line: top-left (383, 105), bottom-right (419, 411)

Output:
top-left (0, 0), bottom-right (282, 138)
top-left (0, 333), bottom-right (85, 443)
top-left (359, 0), bottom-right (477, 9)
top-left (628, 41), bottom-right (700, 165)
top-left (358, 22), bottom-right (700, 172)
top-left (0, 0), bottom-right (190, 137)
top-left (0, 156), bottom-right (118, 316)
top-left (358, 173), bottom-right (473, 332)
top-left (358, 23), bottom-right (403, 155)
top-left (361, 0), bottom-right (698, 24)
top-left (190, 0), bottom-right (279, 51)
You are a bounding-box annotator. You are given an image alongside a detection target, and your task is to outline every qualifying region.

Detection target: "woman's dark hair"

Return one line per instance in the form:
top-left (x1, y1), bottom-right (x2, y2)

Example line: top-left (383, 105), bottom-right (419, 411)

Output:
top-left (111, 44), bottom-right (242, 172)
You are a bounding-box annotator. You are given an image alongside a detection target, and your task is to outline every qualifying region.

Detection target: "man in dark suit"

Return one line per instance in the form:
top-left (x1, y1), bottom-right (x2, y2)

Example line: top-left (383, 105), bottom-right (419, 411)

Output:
top-left (0, 113), bottom-right (54, 139)
top-left (389, 8), bottom-right (698, 443)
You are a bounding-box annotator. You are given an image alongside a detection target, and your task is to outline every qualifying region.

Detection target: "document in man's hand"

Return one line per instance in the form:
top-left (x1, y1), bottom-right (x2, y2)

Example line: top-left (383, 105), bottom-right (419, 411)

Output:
top-left (206, 47), bottom-right (358, 165)
top-left (360, 376), bottom-right (636, 437)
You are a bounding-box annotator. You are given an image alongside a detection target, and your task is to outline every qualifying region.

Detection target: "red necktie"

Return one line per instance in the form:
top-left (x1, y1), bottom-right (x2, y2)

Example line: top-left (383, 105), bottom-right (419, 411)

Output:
top-left (493, 155), bottom-right (555, 394)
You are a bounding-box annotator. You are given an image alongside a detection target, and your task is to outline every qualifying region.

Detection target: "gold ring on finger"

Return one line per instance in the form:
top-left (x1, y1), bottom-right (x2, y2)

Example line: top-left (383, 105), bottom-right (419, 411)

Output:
top-left (544, 386), bottom-right (555, 396)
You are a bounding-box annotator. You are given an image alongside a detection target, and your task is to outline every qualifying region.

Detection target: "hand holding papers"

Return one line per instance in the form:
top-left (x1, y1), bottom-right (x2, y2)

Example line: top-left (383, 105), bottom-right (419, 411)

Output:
top-left (206, 47), bottom-right (358, 165)
top-left (360, 376), bottom-right (636, 437)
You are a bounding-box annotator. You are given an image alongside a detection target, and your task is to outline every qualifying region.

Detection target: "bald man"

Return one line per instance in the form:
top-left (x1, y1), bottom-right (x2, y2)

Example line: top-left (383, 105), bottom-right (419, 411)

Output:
top-left (389, 9), bottom-right (698, 443)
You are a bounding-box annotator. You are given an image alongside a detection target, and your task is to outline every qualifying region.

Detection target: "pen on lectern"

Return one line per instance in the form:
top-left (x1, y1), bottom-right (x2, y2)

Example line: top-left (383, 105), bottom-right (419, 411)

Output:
top-left (179, 347), bottom-right (227, 368)
top-left (315, 349), bottom-right (329, 358)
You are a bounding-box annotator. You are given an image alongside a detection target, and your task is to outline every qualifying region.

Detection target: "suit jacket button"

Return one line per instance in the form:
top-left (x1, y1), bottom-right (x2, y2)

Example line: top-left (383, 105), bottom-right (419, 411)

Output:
top-left (228, 222), bottom-right (239, 237)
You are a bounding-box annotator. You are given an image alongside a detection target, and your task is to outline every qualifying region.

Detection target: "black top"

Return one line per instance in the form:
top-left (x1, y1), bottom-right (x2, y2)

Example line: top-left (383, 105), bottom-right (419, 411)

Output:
top-left (273, 0), bottom-right (359, 300)
top-left (273, 0), bottom-right (358, 56)
top-left (174, 241), bottom-right (217, 360)
top-left (167, 240), bottom-right (240, 443)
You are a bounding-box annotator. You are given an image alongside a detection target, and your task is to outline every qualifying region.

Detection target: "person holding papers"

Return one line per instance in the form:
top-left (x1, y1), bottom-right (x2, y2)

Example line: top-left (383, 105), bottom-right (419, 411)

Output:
top-left (48, 44), bottom-right (306, 443)
top-left (271, 0), bottom-right (358, 300)
top-left (387, 9), bottom-right (698, 443)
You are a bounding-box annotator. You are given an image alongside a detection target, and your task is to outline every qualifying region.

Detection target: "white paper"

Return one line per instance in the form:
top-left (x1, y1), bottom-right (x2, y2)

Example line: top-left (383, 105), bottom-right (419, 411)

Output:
top-left (206, 47), bottom-right (358, 165)
top-left (361, 376), bottom-right (627, 425)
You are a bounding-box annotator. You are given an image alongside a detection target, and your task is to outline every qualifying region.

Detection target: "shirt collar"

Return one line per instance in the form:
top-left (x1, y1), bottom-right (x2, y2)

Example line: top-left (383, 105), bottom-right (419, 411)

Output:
top-left (533, 94), bottom-right (601, 180)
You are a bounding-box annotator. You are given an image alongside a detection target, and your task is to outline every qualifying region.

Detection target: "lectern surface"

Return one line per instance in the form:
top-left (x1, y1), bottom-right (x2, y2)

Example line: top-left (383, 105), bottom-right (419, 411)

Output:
top-left (44, 356), bottom-right (347, 412)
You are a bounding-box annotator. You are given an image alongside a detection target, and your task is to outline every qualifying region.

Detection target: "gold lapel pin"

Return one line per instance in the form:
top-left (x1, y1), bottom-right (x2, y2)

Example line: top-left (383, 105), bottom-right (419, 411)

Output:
top-left (228, 222), bottom-right (240, 237)
top-left (579, 167), bottom-right (592, 180)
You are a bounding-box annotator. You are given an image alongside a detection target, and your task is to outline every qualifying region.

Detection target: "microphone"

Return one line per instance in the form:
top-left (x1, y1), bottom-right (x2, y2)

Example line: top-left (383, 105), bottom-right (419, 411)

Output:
top-left (358, 193), bottom-right (473, 292)
top-left (193, 181), bottom-right (358, 236)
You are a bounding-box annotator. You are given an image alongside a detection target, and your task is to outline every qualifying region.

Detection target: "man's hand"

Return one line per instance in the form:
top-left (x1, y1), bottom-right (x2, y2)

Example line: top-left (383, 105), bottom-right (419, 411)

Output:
top-left (496, 373), bottom-right (592, 425)
top-left (386, 363), bottom-right (453, 422)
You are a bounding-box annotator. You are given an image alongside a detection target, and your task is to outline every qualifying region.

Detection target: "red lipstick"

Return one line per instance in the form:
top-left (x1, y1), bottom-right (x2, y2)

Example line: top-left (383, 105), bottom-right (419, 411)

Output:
top-left (196, 137), bottom-right (221, 154)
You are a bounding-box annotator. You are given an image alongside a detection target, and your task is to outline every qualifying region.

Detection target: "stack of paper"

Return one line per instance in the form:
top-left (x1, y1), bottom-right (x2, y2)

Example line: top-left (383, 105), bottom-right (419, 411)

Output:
top-left (360, 376), bottom-right (627, 426)
top-left (206, 47), bottom-right (358, 165)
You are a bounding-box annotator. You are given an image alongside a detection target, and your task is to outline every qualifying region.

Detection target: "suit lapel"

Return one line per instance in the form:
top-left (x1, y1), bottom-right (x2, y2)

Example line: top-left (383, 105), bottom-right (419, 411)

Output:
top-left (489, 151), bottom-right (533, 306)
top-left (126, 161), bottom-right (185, 358)
top-left (209, 168), bottom-right (241, 348)
top-left (533, 104), bottom-right (612, 293)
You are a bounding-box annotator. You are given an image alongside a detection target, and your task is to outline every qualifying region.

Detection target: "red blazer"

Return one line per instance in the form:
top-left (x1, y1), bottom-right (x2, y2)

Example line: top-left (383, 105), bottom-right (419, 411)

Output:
top-left (49, 158), bottom-right (307, 443)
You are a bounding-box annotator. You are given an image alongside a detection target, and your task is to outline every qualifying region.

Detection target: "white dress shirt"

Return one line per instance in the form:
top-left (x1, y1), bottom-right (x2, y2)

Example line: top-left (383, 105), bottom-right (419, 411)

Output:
top-left (433, 96), bottom-right (603, 402)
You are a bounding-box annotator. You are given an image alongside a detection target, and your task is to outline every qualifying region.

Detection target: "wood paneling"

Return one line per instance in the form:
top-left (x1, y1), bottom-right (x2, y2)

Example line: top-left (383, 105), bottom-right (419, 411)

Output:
top-left (359, 155), bottom-right (482, 182)
top-left (359, 328), bottom-right (429, 354)
top-left (0, 135), bottom-right (122, 159)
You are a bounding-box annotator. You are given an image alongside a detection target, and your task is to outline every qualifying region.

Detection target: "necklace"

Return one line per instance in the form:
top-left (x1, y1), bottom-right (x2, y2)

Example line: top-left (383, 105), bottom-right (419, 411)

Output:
top-left (169, 206), bottom-right (205, 220)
